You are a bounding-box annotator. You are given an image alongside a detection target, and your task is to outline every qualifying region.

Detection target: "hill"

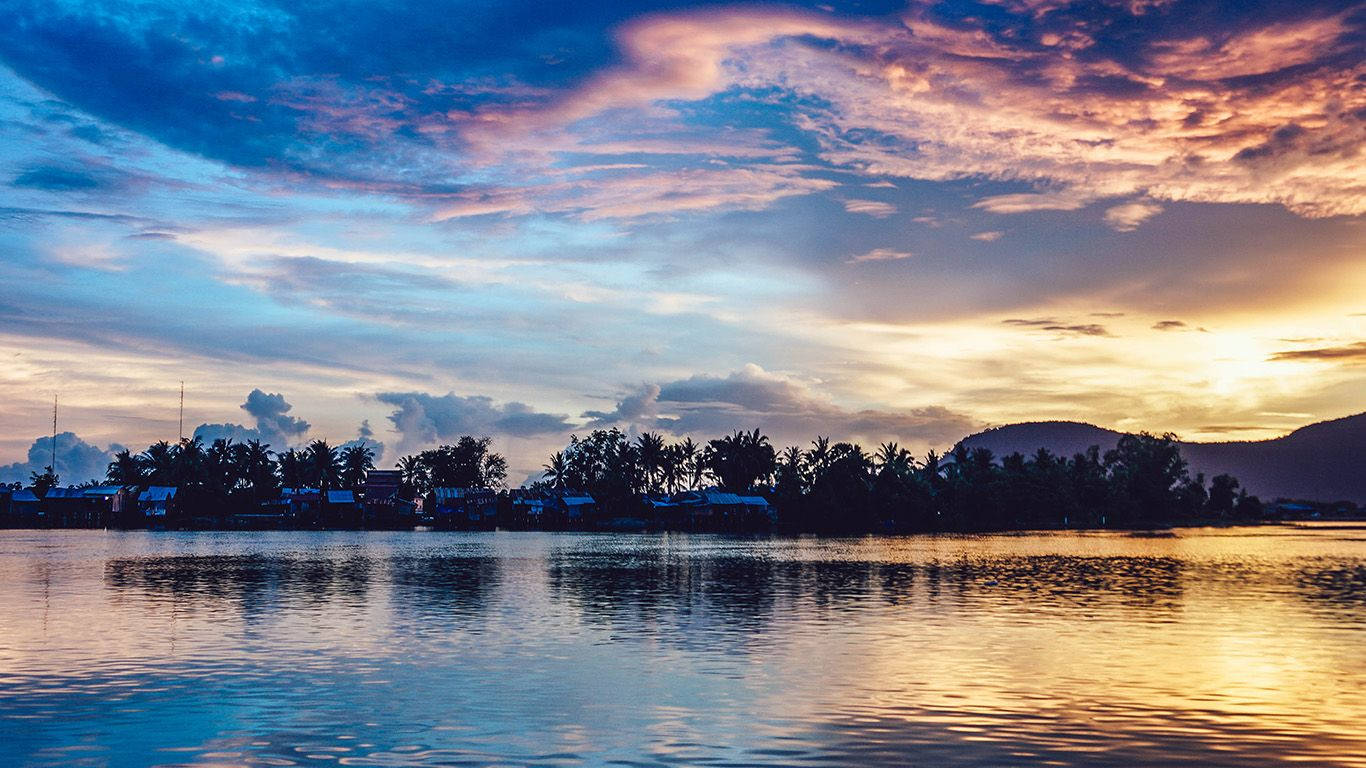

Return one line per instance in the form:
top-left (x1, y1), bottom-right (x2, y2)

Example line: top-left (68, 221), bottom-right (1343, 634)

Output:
top-left (958, 413), bottom-right (1366, 504)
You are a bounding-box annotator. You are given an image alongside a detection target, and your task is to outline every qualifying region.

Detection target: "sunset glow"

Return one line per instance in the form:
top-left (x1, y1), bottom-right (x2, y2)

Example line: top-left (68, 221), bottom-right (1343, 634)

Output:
top-left (1, 0), bottom-right (1362, 482)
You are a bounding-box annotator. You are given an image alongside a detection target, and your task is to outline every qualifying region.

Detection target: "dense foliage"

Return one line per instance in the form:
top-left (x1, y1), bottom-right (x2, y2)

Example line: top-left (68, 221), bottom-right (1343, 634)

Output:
top-left (4, 427), bottom-right (1280, 532)
top-left (536, 429), bottom-right (1267, 531)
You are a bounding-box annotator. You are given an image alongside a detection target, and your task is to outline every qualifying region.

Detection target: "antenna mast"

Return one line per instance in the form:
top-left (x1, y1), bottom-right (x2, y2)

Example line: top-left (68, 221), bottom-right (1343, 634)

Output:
top-left (179, 381), bottom-right (185, 441)
top-left (51, 394), bottom-right (57, 472)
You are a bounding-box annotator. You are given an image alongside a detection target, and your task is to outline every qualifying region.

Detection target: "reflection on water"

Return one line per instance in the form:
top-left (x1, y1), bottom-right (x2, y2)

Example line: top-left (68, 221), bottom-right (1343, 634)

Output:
top-left (1, 526), bottom-right (1364, 766)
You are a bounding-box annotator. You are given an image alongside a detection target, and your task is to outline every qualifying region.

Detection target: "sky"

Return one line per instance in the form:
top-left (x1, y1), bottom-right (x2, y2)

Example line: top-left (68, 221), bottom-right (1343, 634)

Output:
top-left (0, 0), bottom-right (1362, 485)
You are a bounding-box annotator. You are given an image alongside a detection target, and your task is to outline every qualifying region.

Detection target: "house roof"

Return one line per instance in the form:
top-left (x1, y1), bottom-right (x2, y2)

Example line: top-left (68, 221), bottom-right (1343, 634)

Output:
top-left (701, 490), bottom-right (744, 505)
top-left (281, 487), bottom-right (320, 496)
top-left (327, 490), bottom-right (355, 504)
top-left (139, 486), bottom-right (178, 501)
top-left (737, 496), bottom-right (771, 507)
top-left (83, 486), bottom-right (123, 497)
top-left (43, 487), bottom-right (85, 499)
top-left (561, 495), bottom-right (595, 506)
top-left (12, 489), bottom-right (39, 503)
top-left (433, 487), bottom-right (494, 500)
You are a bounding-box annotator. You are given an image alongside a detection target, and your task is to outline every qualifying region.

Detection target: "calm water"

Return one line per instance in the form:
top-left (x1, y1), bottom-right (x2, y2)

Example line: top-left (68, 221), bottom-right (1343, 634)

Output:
top-left (2, 527), bottom-right (1365, 767)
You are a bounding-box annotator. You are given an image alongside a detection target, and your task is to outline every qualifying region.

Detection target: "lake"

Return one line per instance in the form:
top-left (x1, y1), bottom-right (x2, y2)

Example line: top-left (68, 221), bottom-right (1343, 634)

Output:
top-left (2, 526), bottom-right (1364, 767)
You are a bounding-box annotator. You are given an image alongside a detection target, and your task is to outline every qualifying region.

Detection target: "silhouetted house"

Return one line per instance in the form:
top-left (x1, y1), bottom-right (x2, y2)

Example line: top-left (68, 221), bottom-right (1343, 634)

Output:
top-left (553, 492), bottom-right (596, 523)
top-left (280, 487), bottom-right (322, 525)
top-left (5, 489), bottom-right (41, 527)
top-left (41, 485), bottom-right (123, 528)
top-left (235, 499), bottom-right (291, 529)
top-left (510, 490), bottom-right (549, 526)
top-left (737, 495), bottom-right (776, 526)
top-left (362, 470), bottom-right (415, 529)
top-left (668, 488), bottom-right (770, 529)
top-left (138, 486), bottom-right (179, 523)
top-left (325, 489), bottom-right (360, 528)
top-left (428, 487), bottom-right (497, 529)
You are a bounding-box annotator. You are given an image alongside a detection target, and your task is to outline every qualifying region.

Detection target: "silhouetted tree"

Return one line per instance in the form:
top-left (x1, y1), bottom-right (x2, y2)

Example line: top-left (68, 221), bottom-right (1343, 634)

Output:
top-left (106, 449), bottom-right (144, 487)
top-left (1208, 474), bottom-right (1240, 518)
top-left (30, 467), bottom-right (58, 497)
top-left (340, 442), bottom-right (376, 490)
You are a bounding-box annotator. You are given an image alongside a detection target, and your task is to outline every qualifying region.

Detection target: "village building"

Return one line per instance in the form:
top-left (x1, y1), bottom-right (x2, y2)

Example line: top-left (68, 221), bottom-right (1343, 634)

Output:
top-left (325, 489), bottom-right (360, 528)
top-left (427, 487), bottom-right (498, 529)
top-left (40, 486), bottom-right (125, 528)
top-left (362, 469), bottom-right (416, 529)
top-left (137, 486), bottom-right (179, 523)
top-left (4, 489), bottom-right (42, 527)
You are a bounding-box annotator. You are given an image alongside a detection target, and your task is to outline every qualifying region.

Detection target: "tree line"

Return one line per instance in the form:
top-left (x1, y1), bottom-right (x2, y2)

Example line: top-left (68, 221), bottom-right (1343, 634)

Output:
top-left (9, 426), bottom-right (1271, 532)
top-left (533, 428), bottom-right (1266, 531)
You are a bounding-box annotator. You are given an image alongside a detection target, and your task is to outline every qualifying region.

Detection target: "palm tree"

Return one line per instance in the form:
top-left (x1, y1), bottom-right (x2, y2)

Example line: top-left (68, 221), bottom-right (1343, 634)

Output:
top-left (234, 440), bottom-right (277, 500)
top-left (660, 444), bottom-right (684, 495)
top-left (171, 436), bottom-right (206, 486)
top-left (397, 454), bottom-right (428, 494)
top-left (676, 437), bottom-right (703, 490)
top-left (808, 436), bottom-right (832, 476)
top-left (705, 429), bottom-right (775, 492)
top-left (207, 438), bottom-right (237, 492)
top-left (278, 448), bottom-right (306, 488)
top-left (542, 451), bottom-right (569, 489)
top-left (340, 442), bottom-right (376, 490)
top-left (304, 440), bottom-right (341, 492)
top-left (106, 449), bottom-right (144, 487)
top-left (636, 432), bottom-right (666, 494)
top-left (141, 441), bottom-right (176, 485)
top-left (875, 442), bottom-right (913, 476)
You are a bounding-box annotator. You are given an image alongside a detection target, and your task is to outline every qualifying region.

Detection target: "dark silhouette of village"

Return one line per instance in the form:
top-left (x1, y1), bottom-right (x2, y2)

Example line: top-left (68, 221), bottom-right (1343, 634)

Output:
top-left (0, 428), bottom-right (1354, 532)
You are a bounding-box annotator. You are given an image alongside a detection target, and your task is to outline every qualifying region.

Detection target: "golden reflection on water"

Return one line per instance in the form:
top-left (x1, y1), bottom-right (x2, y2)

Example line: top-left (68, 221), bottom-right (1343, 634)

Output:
top-left (0, 525), bottom-right (1364, 767)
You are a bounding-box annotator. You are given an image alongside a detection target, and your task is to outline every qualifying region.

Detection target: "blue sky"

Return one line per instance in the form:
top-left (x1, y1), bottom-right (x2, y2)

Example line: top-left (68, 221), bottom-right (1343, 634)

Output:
top-left (1, 0), bottom-right (1363, 483)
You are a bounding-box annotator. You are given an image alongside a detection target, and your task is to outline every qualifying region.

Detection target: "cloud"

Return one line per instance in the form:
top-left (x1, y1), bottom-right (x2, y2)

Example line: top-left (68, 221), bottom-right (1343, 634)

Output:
top-left (1104, 201), bottom-right (1163, 232)
top-left (1152, 320), bottom-right (1186, 331)
top-left (1269, 341), bottom-right (1366, 362)
top-left (377, 391), bottom-right (572, 452)
top-left (972, 192), bottom-right (1091, 214)
top-left (583, 383), bottom-right (662, 428)
top-left (970, 231), bottom-right (1004, 242)
top-left (192, 422), bottom-right (273, 446)
top-left (842, 199), bottom-right (897, 218)
top-left (242, 389), bottom-right (310, 444)
top-left (1003, 318), bottom-right (1111, 336)
top-left (334, 420), bottom-right (386, 465)
top-left (848, 248), bottom-right (913, 263)
top-left (4, 0), bottom-right (1362, 224)
top-left (12, 166), bottom-right (102, 191)
top-left (586, 364), bottom-right (977, 449)
top-left (189, 389), bottom-right (311, 449)
top-left (0, 432), bottom-right (120, 485)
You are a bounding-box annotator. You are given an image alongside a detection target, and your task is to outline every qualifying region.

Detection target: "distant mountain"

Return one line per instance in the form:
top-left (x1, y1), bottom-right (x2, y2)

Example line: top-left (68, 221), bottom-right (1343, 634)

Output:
top-left (958, 413), bottom-right (1366, 504)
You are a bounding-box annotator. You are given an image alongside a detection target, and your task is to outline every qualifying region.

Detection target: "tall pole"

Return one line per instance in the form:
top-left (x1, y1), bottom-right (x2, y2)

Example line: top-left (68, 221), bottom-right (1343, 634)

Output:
top-left (179, 381), bottom-right (184, 442)
top-left (51, 394), bottom-right (57, 472)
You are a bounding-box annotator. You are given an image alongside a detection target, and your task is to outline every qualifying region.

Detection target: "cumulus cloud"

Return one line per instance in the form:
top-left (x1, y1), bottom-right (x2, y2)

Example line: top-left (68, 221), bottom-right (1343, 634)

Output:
top-left (190, 390), bottom-right (311, 450)
top-left (582, 383), bottom-right (662, 428)
top-left (0, 432), bottom-right (121, 486)
top-left (1104, 201), bottom-right (1163, 232)
top-left (586, 364), bottom-right (977, 448)
top-left (377, 391), bottom-right (572, 451)
top-left (242, 389), bottom-right (311, 444)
